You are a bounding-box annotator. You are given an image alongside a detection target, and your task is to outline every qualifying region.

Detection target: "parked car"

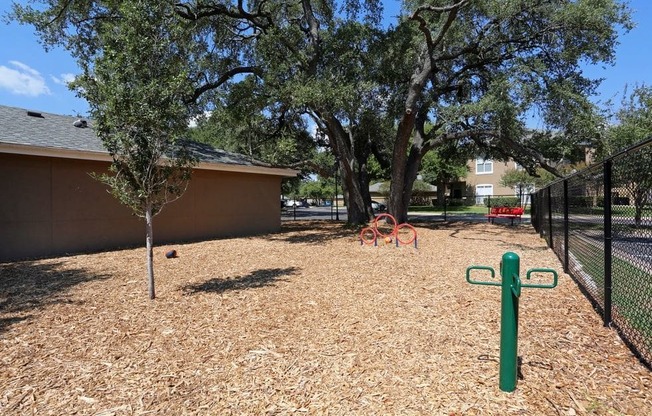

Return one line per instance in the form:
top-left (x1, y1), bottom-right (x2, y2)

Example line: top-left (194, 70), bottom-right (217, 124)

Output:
top-left (284, 199), bottom-right (309, 208)
top-left (371, 200), bottom-right (386, 212)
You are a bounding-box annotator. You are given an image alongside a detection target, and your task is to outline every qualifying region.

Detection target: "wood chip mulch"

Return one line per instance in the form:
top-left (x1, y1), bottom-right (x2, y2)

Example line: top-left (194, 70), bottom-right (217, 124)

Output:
top-left (1, 220), bottom-right (650, 415)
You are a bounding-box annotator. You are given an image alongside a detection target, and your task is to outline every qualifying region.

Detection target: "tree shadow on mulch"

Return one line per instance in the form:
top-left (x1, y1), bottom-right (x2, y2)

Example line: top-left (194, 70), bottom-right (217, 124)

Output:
top-left (0, 261), bottom-right (111, 334)
top-left (271, 221), bottom-right (355, 245)
top-left (182, 267), bottom-right (299, 295)
top-left (411, 221), bottom-right (549, 253)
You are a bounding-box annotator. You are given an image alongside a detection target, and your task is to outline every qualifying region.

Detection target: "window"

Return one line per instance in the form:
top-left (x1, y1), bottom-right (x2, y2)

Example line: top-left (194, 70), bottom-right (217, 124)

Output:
top-left (475, 184), bottom-right (493, 205)
top-left (476, 158), bottom-right (493, 174)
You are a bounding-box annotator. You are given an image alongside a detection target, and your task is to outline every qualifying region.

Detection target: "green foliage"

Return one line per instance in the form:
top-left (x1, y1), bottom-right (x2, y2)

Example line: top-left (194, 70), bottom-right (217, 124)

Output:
top-left (446, 198), bottom-right (468, 207)
top-left (500, 168), bottom-right (556, 191)
top-left (410, 180), bottom-right (434, 206)
top-left (12, 0), bottom-right (632, 225)
top-left (600, 85), bottom-right (652, 225)
top-left (601, 85), bottom-right (652, 157)
top-left (379, 0), bottom-right (631, 221)
top-left (420, 142), bottom-right (470, 185)
top-left (569, 196), bottom-right (604, 209)
top-left (299, 178), bottom-right (335, 202)
top-left (366, 154), bottom-right (390, 182)
top-left (76, 2), bottom-right (196, 219)
top-left (282, 177), bottom-right (302, 198)
top-left (485, 197), bottom-right (520, 208)
top-left (190, 76), bottom-right (317, 170)
top-left (500, 169), bottom-right (533, 189)
top-left (15, 1), bottom-right (201, 299)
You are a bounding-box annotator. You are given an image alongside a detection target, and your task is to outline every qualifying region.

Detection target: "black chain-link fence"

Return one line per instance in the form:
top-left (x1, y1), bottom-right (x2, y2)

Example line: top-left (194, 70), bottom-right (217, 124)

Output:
top-left (532, 137), bottom-right (652, 368)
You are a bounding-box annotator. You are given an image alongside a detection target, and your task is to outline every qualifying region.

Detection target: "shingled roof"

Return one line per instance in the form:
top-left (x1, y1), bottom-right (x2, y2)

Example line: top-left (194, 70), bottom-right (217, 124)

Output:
top-left (0, 105), bottom-right (296, 177)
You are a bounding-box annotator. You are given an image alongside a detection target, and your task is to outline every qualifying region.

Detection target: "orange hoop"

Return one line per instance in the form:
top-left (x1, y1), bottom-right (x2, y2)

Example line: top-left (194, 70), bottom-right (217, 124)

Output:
top-left (396, 223), bottom-right (417, 245)
top-left (373, 213), bottom-right (397, 238)
top-left (359, 227), bottom-right (377, 245)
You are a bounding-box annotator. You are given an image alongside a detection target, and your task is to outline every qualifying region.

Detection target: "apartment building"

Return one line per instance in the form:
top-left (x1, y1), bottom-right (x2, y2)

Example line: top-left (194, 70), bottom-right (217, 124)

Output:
top-left (445, 157), bottom-right (528, 205)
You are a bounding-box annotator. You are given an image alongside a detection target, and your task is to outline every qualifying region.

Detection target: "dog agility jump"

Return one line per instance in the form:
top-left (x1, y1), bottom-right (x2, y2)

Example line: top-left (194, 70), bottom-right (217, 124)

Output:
top-left (359, 213), bottom-right (417, 248)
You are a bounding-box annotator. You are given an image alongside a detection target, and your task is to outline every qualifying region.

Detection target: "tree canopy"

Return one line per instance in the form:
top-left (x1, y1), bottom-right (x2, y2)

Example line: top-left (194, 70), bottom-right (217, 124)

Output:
top-left (500, 168), bottom-right (556, 191)
top-left (601, 85), bottom-right (652, 157)
top-left (601, 84), bottom-right (652, 226)
top-left (10, 0), bottom-right (633, 225)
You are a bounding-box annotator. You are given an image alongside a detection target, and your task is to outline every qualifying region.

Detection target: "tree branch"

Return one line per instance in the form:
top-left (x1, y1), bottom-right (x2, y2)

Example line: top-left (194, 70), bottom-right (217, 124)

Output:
top-left (48, 0), bottom-right (73, 25)
top-left (300, 0), bottom-right (321, 45)
top-left (186, 66), bottom-right (262, 104)
top-left (174, 1), bottom-right (272, 31)
top-left (411, 0), bottom-right (468, 57)
top-left (463, 129), bottom-right (563, 177)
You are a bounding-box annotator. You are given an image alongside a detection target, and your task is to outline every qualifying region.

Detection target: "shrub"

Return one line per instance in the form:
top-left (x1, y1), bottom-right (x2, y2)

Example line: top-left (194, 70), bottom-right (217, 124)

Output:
top-left (447, 198), bottom-right (467, 207)
top-left (569, 195), bottom-right (604, 208)
top-left (485, 196), bottom-right (520, 208)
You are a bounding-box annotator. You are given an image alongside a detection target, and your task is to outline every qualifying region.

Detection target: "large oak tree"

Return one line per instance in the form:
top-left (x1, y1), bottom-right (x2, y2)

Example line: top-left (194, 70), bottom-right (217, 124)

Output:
top-left (11, 0), bottom-right (632, 225)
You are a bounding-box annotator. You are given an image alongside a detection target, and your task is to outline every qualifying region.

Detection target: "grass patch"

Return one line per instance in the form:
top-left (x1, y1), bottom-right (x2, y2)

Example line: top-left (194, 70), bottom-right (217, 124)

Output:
top-left (568, 233), bottom-right (652, 343)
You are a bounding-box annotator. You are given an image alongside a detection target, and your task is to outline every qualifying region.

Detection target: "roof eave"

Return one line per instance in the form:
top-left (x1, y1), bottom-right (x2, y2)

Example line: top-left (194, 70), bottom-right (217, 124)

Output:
top-left (0, 142), bottom-right (111, 162)
top-left (0, 143), bottom-right (299, 178)
top-left (195, 161), bottom-right (299, 177)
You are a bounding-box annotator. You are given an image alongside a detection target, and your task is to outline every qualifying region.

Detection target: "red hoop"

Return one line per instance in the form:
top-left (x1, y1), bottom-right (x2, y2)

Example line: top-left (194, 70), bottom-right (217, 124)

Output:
top-left (359, 227), bottom-right (377, 245)
top-left (396, 223), bottom-right (417, 245)
top-left (373, 213), bottom-right (397, 238)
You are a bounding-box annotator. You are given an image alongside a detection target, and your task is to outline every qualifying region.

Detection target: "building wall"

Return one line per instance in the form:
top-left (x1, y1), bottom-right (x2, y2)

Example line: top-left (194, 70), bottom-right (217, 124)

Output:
top-left (0, 153), bottom-right (282, 262)
top-left (465, 158), bottom-right (519, 196)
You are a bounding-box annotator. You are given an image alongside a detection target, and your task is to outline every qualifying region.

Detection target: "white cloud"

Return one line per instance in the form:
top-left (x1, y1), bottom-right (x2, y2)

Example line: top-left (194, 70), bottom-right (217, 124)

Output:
top-left (0, 60), bottom-right (51, 96)
top-left (51, 72), bottom-right (76, 86)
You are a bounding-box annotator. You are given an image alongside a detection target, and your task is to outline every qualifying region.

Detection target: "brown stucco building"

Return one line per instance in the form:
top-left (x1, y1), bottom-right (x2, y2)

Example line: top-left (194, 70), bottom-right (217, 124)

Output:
top-left (0, 105), bottom-right (297, 262)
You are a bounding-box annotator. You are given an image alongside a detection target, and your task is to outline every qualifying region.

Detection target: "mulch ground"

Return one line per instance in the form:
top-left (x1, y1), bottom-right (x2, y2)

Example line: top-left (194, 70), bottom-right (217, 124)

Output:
top-left (0, 220), bottom-right (650, 415)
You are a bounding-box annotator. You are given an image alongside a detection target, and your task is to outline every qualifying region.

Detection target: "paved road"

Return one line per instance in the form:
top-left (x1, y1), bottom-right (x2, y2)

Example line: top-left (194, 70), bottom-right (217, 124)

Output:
top-left (281, 206), bottom-right (346, 221)
top-left (282, 206), bottom-right (531, 225)
top-left (572, 228), bottom-right (652, 265)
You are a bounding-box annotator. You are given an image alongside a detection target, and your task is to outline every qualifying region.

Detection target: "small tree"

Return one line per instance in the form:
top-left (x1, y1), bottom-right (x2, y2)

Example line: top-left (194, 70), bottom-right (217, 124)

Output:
top-left (76, 2), bottom-right (196, 299)
top-left (500, 169), bottom-right (535, 200)
top-left (501, 168), bottom-right (559, 206)
top-left (299, 180), bottom-right (329, 205)
top-left (602, 85), bottom-right (652, 226)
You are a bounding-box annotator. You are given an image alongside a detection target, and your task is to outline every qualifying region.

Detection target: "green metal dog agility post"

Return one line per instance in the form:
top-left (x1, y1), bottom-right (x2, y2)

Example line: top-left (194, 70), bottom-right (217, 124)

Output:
top-left (466, 252), bottom-right (558, 392)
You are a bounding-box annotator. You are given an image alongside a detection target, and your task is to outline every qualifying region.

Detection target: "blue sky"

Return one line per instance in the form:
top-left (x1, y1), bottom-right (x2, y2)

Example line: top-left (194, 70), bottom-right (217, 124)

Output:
top-left (0, 0), bottom-right (651, 117)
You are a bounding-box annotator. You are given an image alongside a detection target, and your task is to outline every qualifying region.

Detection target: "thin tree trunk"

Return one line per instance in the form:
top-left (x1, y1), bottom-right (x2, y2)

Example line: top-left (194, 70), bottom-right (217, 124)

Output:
top-left (145, 203), bottom-right (155, 300)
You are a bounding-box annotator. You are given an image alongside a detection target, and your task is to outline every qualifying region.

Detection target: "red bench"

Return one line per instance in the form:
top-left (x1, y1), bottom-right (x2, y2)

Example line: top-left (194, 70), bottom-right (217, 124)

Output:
top-left (486, 206), bottom-right (524, 225)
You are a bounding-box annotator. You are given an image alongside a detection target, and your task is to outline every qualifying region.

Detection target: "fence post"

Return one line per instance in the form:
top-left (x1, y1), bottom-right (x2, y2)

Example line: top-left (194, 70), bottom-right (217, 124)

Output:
top-left (532, 194), bottom-right (536, 231)
top-left (603, 160), bottom-right (613, 327)
top-left (563, 180), bottom-right (569, 273)
top-left (538, 191), bottom-right (543, 237)
top-left (547, 187), bottom-right (553, 249)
